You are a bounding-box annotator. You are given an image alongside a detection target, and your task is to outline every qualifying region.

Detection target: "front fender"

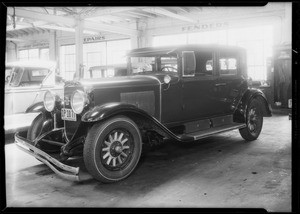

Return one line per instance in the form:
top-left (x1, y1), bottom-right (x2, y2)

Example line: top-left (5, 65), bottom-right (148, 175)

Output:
top-left (81, 102), bottom-right (152, 122)
top-left (25, 101), bottom-right (54, 121)
top-left (81, 102), bottom-right (189, 142)
top-left (233, 88), bottom-right (272, 123)
top-left (25, 101), bottom-right (45, 113)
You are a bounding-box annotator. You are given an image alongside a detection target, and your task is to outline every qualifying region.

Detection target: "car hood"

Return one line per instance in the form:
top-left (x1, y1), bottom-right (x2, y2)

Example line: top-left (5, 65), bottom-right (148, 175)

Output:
top-left (71, 74), bottom-right (177, 89)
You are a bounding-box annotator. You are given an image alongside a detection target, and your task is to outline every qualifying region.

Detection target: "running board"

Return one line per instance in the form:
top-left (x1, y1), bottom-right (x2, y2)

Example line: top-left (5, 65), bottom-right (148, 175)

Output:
top-left (179, 123), bottom-right (246, 141)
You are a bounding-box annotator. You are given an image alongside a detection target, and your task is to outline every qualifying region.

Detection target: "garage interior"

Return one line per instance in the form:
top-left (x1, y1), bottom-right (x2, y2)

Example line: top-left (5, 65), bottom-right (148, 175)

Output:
top-left (4, 3), bottom-right (292, 211)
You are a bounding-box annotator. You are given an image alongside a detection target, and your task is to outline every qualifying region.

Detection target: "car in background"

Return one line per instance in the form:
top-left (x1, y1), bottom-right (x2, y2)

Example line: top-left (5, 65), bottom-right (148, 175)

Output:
top-left (85, 64), bottom-right (127, 79)
top-left (5, 60), bottom-right (64, 116)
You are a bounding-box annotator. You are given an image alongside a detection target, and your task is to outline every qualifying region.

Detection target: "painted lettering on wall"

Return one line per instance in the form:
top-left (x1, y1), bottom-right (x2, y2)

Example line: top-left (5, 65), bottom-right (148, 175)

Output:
top-left (20, 43), bottom-right (49, 49)
top-left (84, 35), bottom-right (105, 43)
top-left (182, 22), bottom-right (229, 32)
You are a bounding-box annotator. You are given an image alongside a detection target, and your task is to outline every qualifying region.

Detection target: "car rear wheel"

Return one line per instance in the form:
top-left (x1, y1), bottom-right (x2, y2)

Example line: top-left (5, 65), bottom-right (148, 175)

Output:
top-left (239, 99), bottom-right (263, 141)
top-left (83, 116), bottom-right (142, 183)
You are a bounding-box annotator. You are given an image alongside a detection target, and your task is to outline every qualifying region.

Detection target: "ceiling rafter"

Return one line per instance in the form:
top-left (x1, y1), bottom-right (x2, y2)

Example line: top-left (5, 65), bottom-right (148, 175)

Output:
top-left (6, 37), bottom-right (27, 42)
top-left (87, 15), bottom-right (125, 23)
top-left (175, 7), bottom-right (191, 13)
top-left (128, 10), bottom-right (157, 18)
top-left (7, 7), bottom-right (139, 36)
top-left (81, 7), bottom-right (137, 18)
top-left (141, 7), bottom-right (197, 23)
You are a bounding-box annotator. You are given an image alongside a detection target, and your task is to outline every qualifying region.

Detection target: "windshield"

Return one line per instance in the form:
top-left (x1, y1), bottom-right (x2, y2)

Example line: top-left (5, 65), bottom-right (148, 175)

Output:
top-left (130, 54), bottom-right (178, 74)
top-left (83, 65), bottom-right (127, 79)
top-left (5, 67), bottom-right (12, 84)
top-left (9, 67), bottom-right (50, 87)
top-left (9, 67), bottom-right (24, 87)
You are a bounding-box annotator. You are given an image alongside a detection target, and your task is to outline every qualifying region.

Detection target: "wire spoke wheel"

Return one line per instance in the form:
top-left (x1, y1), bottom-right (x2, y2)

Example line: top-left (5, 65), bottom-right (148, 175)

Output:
top-left (247, 108), bottom-right (259, 133)
top-left (239, 99), bottom-right (263, 141)
top-left (100, 129), bottom-right (133, 170)
top-left (84, 116), bottom-right (142, 183)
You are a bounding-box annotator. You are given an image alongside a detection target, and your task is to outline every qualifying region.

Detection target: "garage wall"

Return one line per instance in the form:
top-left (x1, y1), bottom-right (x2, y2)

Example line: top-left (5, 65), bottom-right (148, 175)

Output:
top-left (145, 3), bottom-right (291, 46)
top-left (5, 3), bottom-right (291, 72)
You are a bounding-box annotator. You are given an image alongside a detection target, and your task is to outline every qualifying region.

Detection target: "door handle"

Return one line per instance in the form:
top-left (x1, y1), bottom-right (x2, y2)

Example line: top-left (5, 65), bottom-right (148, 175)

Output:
top-left (215, 83), bottom-right (227, 86)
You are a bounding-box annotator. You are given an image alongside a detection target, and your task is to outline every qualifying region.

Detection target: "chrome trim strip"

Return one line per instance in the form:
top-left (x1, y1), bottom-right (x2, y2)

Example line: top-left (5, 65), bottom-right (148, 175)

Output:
top-left (194, 124), bottom-right (246, 140)
top-left (15, 133), bottom-right (80, 180)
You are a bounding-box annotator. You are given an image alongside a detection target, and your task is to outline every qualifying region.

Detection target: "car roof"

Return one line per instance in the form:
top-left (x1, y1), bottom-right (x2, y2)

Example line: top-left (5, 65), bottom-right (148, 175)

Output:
top-left (89, 63), bottom-right (126, 70)
top-left (5, 60), bottom-right (56, 69)
top-left (127, 44), bottom-right (245, 57)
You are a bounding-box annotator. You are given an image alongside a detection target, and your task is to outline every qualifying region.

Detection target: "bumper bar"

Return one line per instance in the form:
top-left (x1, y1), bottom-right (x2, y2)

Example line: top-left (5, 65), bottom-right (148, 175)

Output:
top-left (15, 132), bottom-right (80, 181)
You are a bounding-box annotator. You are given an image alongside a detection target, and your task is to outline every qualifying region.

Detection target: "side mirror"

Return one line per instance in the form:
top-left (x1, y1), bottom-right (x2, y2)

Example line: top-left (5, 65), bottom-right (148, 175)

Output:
top-left (182, 51), bottom-right (196, 77)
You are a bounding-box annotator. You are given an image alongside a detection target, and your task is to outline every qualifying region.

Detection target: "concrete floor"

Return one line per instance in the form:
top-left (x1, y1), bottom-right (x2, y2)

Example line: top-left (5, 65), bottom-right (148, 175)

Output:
top-left (5, 114), bottom-right (291, 211)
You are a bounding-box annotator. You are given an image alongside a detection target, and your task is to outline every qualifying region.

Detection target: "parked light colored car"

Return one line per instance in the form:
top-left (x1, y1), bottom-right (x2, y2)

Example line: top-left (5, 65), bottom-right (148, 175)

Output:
top-left (5, 60), bottom-right (64, 116)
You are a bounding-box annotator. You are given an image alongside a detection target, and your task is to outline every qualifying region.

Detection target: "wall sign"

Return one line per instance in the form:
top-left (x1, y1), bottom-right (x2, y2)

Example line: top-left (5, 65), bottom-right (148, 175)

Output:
top-left (20, 43), bottom-right (49, 49)
top-left (182, 22), bottom-right (229, 32)
top-left (84, 35), bottom-right (106, 43)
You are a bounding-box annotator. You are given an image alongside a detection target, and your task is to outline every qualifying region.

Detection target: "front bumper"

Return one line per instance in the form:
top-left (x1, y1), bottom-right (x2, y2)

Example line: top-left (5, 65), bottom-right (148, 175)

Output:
top-left (15, 132), bottom-right (81, 181)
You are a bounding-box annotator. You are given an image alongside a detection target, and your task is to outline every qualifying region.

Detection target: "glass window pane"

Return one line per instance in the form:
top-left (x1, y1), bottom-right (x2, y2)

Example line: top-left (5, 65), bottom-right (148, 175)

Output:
top-left (40, 48), bottom-right (49, 60)
top-left (107, 39), bottom-right (130, 65)
top-left (19, 50), bottom-right (28, 61)
top-left (153, 34), bottom-right (187, 47)
top-left (28, 49), bottom-right (39, 60)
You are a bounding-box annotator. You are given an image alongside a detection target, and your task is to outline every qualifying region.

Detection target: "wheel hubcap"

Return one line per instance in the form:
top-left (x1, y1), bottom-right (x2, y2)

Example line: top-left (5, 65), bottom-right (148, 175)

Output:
top-left (101, 130), bottom-right (131, 169)
top-left (248, 108), bottom-right (258, 132)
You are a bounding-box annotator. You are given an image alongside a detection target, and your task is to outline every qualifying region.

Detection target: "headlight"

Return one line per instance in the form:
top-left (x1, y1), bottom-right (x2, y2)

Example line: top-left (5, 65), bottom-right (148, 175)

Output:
top-left (44, 90), bottom-right (56, 112)
top-left (71, 90), bottom-right (88, 114)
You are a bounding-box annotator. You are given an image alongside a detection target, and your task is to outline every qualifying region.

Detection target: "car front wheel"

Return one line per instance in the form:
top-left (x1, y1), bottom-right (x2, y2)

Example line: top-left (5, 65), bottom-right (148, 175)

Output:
top-left (83, 116), bottom-right (142, 183)
top-left (239, 99), bottom-right (263, 141)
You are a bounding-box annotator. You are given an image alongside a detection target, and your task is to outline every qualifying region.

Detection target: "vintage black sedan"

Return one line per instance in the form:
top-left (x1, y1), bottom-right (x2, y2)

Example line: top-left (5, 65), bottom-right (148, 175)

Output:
top-left (15, 44), bottom-right (271, 183)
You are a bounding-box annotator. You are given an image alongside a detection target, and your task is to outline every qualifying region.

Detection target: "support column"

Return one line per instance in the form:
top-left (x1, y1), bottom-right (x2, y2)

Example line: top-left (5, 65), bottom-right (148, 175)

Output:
top-left (6, 41), bottom-right (18, 62)
top-left (49, 32), bottom-right (56, 61)
top-left (74, 17), bottom-right (84, 79)
top-left (130, 21), bottom-right (139, 49)
top-left (131, 36), bottom-right (139, 49)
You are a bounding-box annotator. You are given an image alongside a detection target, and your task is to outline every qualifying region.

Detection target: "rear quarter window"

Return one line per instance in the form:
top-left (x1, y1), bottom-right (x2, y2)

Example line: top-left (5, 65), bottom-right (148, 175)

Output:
top-left (219, 51), bottom-right (239, 76)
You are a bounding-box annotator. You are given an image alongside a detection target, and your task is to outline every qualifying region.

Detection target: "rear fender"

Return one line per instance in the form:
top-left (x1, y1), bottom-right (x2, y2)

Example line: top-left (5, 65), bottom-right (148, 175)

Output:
top-left (233, 88), bottom-right (272, 123)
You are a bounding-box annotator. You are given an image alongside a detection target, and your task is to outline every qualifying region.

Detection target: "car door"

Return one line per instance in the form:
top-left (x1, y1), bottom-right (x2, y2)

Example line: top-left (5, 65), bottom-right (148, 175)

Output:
top-left (215, 50), bottom-right (246, 115)
top-left (181, 50), bottom-right (221, 121)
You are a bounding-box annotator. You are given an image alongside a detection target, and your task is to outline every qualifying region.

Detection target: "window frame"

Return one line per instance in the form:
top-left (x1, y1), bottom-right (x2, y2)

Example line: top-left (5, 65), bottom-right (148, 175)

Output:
top-left (217, 50), bottom-right (240, 78)
top-left (181, 50), bottom-right (217, 80)
top-left (182, 51), bottom-right (196, 78)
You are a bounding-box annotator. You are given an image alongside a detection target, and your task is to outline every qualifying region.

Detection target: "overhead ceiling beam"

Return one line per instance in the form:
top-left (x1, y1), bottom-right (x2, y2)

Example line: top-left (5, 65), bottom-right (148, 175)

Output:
top-left (7, 7), bottom-right (75, 26)
top-left (86, 15), bottom-right (125, 23)
top-left (82, 7), bottom-right (137, 18)
top-left (83, 20), bottom-right (139, 36)
top-left (142, 7), bottom-right (197, 23)
top-left (7, 22), bottom-right (99, 35)
top-left (6, 37), bottom-right (27, 42)
top-left (6, 24), bottom-right (30, 31)
top-left (7, 7), bottom-right (138, 36)
top-left (40, 25), bottom-right (99, 35)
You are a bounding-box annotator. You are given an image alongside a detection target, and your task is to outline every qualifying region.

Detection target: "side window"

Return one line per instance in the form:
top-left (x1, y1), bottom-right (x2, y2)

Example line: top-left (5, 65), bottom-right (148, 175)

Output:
top-left (182, 51), bottom-right (196, 77)
top-left (219, 51), bottom-right (238, 76)
top-left (195, 51), bottom-right (214, 76)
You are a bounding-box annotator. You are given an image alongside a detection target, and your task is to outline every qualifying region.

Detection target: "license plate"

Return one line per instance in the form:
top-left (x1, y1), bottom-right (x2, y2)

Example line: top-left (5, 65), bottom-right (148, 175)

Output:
top-left (61, 108), bottom-right (76, 121)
